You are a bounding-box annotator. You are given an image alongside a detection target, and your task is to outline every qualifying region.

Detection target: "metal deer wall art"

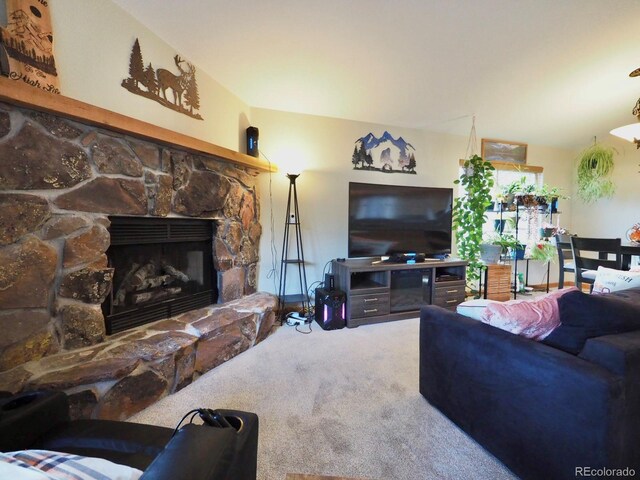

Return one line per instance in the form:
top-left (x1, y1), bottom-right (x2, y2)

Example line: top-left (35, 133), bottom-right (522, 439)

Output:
top-left (121, 38), bottom-right (203, 120)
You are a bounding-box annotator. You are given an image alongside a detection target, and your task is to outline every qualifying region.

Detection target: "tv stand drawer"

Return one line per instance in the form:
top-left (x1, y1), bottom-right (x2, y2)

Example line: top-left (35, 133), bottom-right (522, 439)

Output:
top-left (433, 280), bottom-right (466, 309)
top-left (350, 293), bottom-right (390, 318)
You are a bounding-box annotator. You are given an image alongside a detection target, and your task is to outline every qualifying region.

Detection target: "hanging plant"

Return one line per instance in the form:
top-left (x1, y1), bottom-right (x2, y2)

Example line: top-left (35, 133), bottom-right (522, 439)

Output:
top-left (576, 143), bottom-right (616, 203)
top-left (453, 154), bottom-right (495, 285)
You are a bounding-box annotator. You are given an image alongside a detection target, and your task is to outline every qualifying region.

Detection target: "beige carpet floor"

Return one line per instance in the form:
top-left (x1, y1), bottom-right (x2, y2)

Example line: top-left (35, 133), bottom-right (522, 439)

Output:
top-left (129, 317), bottom-right (517, 480)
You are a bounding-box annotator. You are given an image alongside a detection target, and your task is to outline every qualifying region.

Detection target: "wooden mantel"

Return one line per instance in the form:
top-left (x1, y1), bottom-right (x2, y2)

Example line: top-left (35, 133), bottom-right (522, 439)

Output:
top-left (0, 76), bottom-right (276, 172)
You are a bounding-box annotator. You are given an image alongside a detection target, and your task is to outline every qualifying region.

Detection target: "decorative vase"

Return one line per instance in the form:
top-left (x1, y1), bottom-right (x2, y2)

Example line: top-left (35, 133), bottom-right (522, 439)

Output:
top-left (627, 223), bottom-right (640, 244)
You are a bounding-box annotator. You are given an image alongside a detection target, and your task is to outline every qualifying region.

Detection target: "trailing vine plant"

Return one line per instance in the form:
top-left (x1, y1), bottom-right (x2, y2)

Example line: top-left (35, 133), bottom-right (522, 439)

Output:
top-left (576, 142), bottom-right (616, 203)
top-left (453, 154), bottom-right (495, 285)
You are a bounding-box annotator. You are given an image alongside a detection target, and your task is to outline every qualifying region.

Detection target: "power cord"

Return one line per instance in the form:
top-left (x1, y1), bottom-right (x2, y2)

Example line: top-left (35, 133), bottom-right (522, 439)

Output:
top-left (291, 260), bottom-right (337, 334)
top-left (305, 261), bottom-right (334, 315)
top-left (321, 260), bottom-right (333, 279)
top-left (171, 408), bottom-right (200, 437)
top-left (171, 408), bottom-right (233, 437)
top-left (259, 150), bottom-right (280, 294)
top-left (295, 322), bottom-right (312, 334)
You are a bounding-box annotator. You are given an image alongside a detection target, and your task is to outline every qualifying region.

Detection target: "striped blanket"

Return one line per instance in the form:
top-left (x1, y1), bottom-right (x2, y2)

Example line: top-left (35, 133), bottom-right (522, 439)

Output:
top-left (0, 450), bottom-right (142, 480)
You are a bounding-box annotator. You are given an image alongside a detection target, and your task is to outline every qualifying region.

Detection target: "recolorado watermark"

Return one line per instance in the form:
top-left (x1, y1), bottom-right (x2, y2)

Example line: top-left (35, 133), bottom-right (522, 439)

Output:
top-left (576, 467), bottom-right (636, 477)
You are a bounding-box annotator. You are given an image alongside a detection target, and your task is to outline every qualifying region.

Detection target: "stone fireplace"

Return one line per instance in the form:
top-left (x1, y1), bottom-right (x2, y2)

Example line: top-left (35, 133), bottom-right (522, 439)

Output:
top-left (104, 216), bottom-right (217, 334)
top-left (0, 94), bottom-right (277, 420)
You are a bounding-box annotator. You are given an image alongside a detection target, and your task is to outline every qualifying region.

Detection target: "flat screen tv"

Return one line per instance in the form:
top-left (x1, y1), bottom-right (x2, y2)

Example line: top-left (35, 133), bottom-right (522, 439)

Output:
top-left (348, 182), bottom-right (453, 258)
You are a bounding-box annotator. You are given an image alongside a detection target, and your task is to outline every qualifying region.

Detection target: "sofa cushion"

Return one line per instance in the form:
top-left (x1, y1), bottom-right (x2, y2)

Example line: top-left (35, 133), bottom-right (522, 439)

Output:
top-left (542, 289), bottom-right (640, 354)
top-left (592, 266), bottom-right (640, 294)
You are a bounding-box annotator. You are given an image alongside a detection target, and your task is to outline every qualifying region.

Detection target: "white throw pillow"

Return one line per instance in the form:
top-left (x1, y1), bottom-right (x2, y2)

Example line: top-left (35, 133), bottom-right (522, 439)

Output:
top-left (592, 266), bottom-right (640, 294)
top-left (456, 299), bottom-right (496, 321)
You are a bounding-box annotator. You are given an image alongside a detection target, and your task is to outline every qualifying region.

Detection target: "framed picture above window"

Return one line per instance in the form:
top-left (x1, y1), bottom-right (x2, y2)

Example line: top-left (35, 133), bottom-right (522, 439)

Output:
top-left (481, 139), bottom-right (528, 164)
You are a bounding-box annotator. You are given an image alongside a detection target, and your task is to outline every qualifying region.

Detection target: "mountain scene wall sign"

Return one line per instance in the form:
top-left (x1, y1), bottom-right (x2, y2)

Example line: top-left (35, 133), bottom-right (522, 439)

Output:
top-left (352, 131), bottom-right (416, 174)
top-left (121, 38), bottom-right (203, 120)
top-left (0, 0), bottom-right (60, 94)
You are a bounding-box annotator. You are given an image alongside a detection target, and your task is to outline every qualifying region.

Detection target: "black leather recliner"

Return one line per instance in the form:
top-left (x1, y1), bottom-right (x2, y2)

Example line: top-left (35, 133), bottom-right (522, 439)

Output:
top-left (0, 390), bottom-right (258, 480)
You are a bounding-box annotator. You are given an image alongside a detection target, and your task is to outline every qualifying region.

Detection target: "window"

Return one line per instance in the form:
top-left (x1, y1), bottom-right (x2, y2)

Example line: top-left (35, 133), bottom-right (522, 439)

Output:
top-left (486, 166), bottom-right (545, 247)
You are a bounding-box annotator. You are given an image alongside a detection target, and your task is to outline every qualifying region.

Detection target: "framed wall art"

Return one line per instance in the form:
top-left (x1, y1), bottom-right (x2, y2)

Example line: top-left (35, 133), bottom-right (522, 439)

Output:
top-left (0, 0), bottom-right (60, 93)
top-left (481, 139), bottom-right (527, 164)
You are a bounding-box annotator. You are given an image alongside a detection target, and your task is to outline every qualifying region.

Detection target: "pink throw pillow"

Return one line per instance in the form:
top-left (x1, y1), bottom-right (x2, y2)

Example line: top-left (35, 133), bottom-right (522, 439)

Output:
top-left (481, 287), bottom-right (579, 340)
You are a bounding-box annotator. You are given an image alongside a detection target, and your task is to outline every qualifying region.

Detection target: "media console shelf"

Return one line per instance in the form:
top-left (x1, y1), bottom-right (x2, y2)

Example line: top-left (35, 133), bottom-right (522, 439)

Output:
top-left (332, 258), bottom-right (467, 328)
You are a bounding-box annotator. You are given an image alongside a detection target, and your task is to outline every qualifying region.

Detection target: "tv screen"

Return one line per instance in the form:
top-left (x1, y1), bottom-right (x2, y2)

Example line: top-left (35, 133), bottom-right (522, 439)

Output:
top-left (348, 182), bottom-right (453, 258)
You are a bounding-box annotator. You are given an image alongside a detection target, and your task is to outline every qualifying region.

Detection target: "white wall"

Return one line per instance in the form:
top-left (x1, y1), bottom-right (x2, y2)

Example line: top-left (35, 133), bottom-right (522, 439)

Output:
top-left (38, 0), bottom-right (251, 151)
top-left (253, 108), bottom-right (576, 293)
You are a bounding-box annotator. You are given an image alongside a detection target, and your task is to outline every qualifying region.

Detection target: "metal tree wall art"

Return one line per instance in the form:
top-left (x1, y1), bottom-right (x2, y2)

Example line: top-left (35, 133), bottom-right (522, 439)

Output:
top-left (121, 38), bottom-right (203, 120)
top-left (0, 0), bottom-right (60, 93)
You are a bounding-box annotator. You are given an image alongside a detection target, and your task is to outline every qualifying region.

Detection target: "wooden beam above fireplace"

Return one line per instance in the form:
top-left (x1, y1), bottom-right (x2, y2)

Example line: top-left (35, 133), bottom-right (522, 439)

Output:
top-left (0, 76), bottom-right (276, 173)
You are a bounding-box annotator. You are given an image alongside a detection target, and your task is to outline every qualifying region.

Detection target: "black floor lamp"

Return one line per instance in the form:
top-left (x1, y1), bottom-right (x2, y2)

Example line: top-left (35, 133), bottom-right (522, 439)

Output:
top-left (277, 173), bottom-right (310, 323)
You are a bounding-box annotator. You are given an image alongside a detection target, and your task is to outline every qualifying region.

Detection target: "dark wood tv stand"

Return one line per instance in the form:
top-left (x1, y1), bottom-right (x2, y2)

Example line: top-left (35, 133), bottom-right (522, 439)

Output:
top-left (332, 258), bottom-right (467, 328)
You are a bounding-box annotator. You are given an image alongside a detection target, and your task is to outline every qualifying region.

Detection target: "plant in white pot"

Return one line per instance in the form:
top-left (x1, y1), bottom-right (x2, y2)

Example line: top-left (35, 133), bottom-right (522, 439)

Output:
top-left (481, 232), bottom-right (518, 264)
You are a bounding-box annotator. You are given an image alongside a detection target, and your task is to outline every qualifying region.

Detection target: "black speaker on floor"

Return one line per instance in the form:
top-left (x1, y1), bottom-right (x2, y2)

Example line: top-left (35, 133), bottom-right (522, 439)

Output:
top-left (246, 126), bottom-right (259, 157)
top-left (314, 288), bottom-right (346, 330)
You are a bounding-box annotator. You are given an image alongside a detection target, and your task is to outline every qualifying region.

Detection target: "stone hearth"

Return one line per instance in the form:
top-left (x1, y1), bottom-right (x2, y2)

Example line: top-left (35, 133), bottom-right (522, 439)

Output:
top-left (0, 293), bottom-right (276, 420)
top-left (0, 101), bottom-right (276, 418)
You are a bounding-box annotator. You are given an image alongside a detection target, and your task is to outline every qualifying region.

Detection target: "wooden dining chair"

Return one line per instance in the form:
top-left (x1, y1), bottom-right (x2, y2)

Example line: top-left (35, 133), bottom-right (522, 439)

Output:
top-left (554, 233), bottom-right (575, 289)
top-left (570, 237), bottom-right (622, 291)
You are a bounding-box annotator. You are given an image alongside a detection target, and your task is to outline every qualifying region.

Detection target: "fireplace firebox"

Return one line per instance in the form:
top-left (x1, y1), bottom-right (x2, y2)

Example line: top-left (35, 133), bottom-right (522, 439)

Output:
top-left (103, 217), bottom-right (217, 334)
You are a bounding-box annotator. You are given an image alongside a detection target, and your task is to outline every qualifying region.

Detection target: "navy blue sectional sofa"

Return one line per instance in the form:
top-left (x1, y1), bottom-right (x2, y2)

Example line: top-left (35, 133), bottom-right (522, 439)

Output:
top-left (420, 287), bottom-right (640, 480)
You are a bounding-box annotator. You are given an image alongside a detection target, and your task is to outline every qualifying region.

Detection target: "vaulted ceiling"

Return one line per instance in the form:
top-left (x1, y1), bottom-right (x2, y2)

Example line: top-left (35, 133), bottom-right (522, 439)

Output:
top-left (112, 0), bottom-right (640, 150)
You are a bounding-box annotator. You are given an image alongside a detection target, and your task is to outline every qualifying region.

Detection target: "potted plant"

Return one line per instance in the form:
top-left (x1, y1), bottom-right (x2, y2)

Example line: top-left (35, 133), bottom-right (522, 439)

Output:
top-left (528, 240), bottom-right (557, 263)
top-left (535, 184), bottom-right (568, 213)
top-left (479, 242), bottom-right (502, 264)
top-left (539, 222), bottom-right (557, 239)
top-left (512, 242), bottom-right (526, 260)
top-left (453, 154), bottom-right (495, 284)
top-left (502, 176), bottom-right (538, 208)
top-left (576, 142), bottom-right (616, 203)
top-left (481, 232), bottom-right (518, 263)
top-left (501, 177), bottom-right (523, 210)
top-left (493, 192), bottom-right (509, 212)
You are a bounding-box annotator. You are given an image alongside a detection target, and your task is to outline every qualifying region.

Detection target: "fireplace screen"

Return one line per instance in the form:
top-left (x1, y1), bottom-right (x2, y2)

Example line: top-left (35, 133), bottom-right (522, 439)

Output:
top-left (103, 217), bottom-right (217, 334)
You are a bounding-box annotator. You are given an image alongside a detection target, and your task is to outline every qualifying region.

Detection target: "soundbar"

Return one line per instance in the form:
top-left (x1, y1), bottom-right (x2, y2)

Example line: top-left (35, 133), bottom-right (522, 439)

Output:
top-left (384, 253), bottom-right (426, 264)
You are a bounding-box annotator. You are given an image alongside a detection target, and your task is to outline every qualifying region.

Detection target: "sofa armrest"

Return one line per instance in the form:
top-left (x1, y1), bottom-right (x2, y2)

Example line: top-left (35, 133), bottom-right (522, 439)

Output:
top-left (420, 305), bottom-right (627, 479)
top-left (579, 330), bottom-right (640, 468)
top-left (141, 424), bottom-right (238, 480)
top-left (0, 390), bottom-right (69, 451)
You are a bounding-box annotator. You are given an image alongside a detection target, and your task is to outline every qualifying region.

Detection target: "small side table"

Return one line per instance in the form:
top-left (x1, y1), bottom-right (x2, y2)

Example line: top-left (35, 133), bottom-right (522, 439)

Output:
top-left (483, 263), bottom-right (512, 301)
